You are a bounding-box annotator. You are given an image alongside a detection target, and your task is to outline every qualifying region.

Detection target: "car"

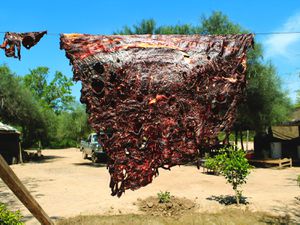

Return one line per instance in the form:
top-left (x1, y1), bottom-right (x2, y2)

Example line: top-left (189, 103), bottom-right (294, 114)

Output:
top-left (80, 133), bottom-right (105, 163)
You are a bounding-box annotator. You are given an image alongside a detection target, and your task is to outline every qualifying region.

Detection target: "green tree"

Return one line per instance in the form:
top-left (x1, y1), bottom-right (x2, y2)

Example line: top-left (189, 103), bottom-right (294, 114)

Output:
top-left (208, 146), bottom-right (252, 205)
top-left (155, 24), bottom-right (197, 34)
top-left (115, 19), bottom-right (156, 34)
top-left (115, 11), bottom-right (292, 135)
top-left (296, 90), bottom-right (300, 107)
top-left (23, 67), bottom-right (74, 113)
top-left (198, 11), bottom-right (244, 35)
top-left (0, 64), bottom-right (90, 148)
top-left (54, 103), bottom-right (91, 148)
top-left (0, 65), bottom-right (47, 147)
top-left (238, 63), bottom-right (292, 132)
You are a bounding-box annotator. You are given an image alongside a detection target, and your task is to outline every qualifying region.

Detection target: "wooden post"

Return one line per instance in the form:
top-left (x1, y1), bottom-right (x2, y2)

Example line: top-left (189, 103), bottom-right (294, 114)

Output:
top-left (0, 154), bottom-right (53, 225)
top-left (18, 142), bottom-right (23, 164)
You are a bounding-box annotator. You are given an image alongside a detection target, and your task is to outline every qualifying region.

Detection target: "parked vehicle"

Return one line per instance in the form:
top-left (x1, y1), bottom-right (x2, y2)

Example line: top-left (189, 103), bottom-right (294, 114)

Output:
top-left (80, 133), bottom-right (105, 163)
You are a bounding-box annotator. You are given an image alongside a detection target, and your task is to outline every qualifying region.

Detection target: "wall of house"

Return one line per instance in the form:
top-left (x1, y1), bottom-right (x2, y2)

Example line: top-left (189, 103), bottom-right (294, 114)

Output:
top-left (0, 133), bottom-right (20, 164)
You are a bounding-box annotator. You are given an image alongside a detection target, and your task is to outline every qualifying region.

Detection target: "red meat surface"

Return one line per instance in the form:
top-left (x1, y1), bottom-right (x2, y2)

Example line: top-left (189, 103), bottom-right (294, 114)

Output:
top-left (60, 34), bottom-right (254, 197)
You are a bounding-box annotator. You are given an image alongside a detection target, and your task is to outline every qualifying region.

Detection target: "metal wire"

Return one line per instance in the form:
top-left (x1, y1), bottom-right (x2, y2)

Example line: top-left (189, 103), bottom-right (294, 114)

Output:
top-left (0, 31), bottom-right (300, 36)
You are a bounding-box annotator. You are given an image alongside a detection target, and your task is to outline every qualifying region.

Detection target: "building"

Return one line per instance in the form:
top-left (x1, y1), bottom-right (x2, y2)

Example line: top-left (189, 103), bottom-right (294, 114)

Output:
top-left (254, 108), bottom-right (300, 160)
top-left (0, 122), bottom-right (21, 164)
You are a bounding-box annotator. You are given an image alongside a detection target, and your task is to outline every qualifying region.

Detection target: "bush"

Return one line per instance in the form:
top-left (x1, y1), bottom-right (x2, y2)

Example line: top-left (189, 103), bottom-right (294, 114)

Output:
top-left (297, 175), bottom-right (300, 187)
top-left (157, 191), bottom-right (171, 203)
top-left (0, 203), bottom-right (23, 225)
top-left (206, 146), bottom-right (252, 205)
top-left (204, 155), bottom-right (220, 173)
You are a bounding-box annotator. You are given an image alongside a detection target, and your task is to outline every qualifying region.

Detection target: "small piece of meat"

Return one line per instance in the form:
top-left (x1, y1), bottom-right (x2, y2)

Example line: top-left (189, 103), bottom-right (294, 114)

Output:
top-left (0, 31), bottom-right (47, 60)
top-left (60, 34), bottom-right (254, 197)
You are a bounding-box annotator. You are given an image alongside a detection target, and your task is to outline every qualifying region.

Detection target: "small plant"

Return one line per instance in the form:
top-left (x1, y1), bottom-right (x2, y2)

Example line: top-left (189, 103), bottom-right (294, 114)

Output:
top-left (204, 155), bottom-right (221, 174)
top-left (0, 203), bottom-right (23, 225)
top-left (157, 191), bottom-right (171, 203)
top-left (204, 157), bottom-right (216, 170)
top-left (297, 175), bottom-right (300, 187)
top-left (208, 146), bottom-right (252, 205)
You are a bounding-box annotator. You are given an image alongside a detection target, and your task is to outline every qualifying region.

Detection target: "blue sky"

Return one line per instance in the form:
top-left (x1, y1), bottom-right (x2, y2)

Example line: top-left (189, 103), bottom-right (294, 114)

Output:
top-left (1, 0), bottom-right (300, 102)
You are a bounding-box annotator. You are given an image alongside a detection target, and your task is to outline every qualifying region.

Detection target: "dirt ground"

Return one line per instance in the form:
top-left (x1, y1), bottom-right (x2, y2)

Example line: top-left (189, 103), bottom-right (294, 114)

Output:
top-left (0, 148), bottom-right (299, 224)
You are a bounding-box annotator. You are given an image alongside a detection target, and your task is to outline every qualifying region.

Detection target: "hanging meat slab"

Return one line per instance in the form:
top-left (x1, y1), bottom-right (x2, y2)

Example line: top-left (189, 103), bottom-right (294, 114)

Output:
top-left (0, 31), bottom-right (47, 60)
top-left (60, 34), bottom-right (254, 196)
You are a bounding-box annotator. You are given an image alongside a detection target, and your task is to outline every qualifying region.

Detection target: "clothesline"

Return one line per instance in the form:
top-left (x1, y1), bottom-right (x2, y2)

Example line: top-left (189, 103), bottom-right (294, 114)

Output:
top-left (1, 31), bottom-right (300, 36)
top-left (1, 30), bottom-right (300, 61)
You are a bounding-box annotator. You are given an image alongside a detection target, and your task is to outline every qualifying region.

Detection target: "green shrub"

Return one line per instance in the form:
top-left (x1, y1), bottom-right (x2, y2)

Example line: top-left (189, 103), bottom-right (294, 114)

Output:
top-left (157, 191), bottom-right (171, 203)
top-left (0, 203), bottom-right (23, 225)
top-left (204, 155), bottom-right (221, 173)
top-left (297, 175), bottom-right (300, 187)
top-left (206, 146), bottom-right (252, 205)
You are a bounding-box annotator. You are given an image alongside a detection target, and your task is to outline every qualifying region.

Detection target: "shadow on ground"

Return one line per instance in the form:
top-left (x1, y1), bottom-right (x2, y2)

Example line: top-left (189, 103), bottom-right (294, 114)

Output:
top-left (72, 162), bottom-right (106, 168)
top-left (0, 177), bottom-right (49, 208)
top-left (206, 195), bottom-right (249, 205)
top-left (21, 215), bottom-right (34, 223)
top-left (272, 197), bottom-right (300, 223)
top-left (26, 155), bottom-right (66, 164)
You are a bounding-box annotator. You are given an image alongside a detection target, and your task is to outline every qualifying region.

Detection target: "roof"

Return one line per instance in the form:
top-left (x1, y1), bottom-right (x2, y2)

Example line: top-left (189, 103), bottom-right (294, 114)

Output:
top-left (281, 119), bottom-right (300, 126)
top-left (271, 125), bottom-right (299, 140)
top-left (0, 122), bottom-right (20, 134)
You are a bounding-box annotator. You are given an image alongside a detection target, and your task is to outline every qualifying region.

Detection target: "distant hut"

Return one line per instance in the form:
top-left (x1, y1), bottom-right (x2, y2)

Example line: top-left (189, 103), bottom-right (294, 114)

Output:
top-left (254, 108), bottom-right (300, 160)
top-left (0, 122), bottom-right (21, 164)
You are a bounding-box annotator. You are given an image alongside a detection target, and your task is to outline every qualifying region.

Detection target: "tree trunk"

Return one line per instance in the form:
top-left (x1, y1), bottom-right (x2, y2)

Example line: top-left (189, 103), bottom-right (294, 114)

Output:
top-left (234, 188), bottom-right (240, 206)
top-left (246, 130), bottom-right (249, 151)
top-left (235, 129), bottom-right (238, 150)
top-left (240, 130), bottom-right (244, 150)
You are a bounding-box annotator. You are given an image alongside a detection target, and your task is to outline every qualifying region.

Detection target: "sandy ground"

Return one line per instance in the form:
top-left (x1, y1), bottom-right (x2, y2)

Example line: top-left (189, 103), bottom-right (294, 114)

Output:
top-left (0, 148), bottom-right (299, 224)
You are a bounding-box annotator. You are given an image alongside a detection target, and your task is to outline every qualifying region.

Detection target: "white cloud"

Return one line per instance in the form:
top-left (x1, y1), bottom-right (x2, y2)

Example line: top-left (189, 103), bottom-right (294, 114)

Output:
top-left (264, 12), bottom-right (300, 58)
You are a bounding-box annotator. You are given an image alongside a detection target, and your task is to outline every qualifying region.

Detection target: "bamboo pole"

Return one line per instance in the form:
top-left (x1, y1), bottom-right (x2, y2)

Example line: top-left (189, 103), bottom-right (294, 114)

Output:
top-left (0, 154), bottom-right (53, 225)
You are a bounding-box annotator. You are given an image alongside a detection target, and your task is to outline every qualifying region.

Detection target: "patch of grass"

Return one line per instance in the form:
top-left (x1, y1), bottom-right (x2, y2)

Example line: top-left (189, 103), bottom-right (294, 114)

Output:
top-left (57, 208), bottom-right (291, 225)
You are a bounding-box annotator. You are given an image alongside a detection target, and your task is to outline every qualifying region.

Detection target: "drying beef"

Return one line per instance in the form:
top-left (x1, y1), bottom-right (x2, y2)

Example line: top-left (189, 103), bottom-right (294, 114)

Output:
top-left (60, 34), bottom-right (254, 197)
top-left (0, 31), bottom-right (47, 60)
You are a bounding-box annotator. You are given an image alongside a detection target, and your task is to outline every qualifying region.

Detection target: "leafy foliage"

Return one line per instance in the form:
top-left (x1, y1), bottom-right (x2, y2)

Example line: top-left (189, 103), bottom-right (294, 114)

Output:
top-left (157, 191), bottom-right (171, 203)
top-left (297, 175), bottom-right (300, 187)
top-left (296, 90), bottom-right (300, 108)
top-left (204, 156), bottom-right (221, 173)
top-left (206, 146), bottom-right (252, 205)
top-left (0, 203), bottom-right (23, 225)
top-left (54, 103), bottom-right (91, 148)
top-left (0, 65), bottom-right (47, 147)
top-left (115, 19), bottom-right (156, 35)
top-left (23, 67), bottom-right (74, 113)
top-left (0, 64), bottom-right (91, 148)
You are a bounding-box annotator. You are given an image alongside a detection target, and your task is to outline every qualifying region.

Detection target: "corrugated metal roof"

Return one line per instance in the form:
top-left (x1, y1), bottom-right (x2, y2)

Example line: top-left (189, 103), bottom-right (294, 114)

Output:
top-left (0, 122), bottom-right (20, 133)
